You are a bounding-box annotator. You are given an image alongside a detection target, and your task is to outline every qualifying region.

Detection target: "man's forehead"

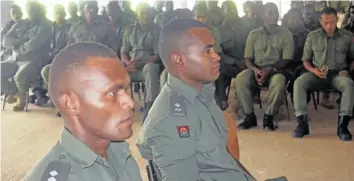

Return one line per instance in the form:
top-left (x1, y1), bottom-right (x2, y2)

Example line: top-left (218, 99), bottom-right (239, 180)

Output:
top-left (187, 27), bottom-right (214, 44)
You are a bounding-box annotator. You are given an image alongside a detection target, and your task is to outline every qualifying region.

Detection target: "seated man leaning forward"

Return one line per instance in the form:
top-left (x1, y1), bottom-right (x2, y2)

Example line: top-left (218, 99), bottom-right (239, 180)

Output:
top-left (235, 3), bottom-right (294, 131)
top-left (293, 7), bottom-right (354, 141)
top-left (137, 19), bottom-right (256, 181)
top-left (24, 42), bottom-right (142, 181)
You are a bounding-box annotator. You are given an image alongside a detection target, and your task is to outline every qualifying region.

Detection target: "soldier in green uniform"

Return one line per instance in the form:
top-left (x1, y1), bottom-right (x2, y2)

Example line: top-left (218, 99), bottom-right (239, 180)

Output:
top-left (121, 2), bottom-right (161, 120)
top-left (154, 1), bottom-right (174, 28)
top-left (235, 3), bottom-right (294, 131)
top-left (67, 1), bottom-right (80, 26)
top-left (106, 1), bottom-right (128, 58)
top-left (121, 1), bottom-right (137, 25)
top-left (1, 1), bottom-right (52, 111)
top-left (216, 0), bottom-right (247, 111)
top-left (67, 1), bottom-right (115, 47)
top-left (293, 7), bottom-right (354, 141)
top-left (241, 1), bottom-right (263, 36)
top-left (24, 42), bottom-right (142, 181)
top-left (137, 18), bottom-right (256, 181)
top-left (342, 4), bottom-right (354, 33)
top-left (281, 0), bottom-right (303, 27)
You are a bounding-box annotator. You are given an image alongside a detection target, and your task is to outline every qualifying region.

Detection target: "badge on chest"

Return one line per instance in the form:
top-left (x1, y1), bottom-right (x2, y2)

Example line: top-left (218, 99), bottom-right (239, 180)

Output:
top-left (177, 125), bottom-right (190, 138)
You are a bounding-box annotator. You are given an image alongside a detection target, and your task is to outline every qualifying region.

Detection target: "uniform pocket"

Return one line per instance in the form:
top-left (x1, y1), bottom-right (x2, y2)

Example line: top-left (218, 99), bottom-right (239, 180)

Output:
top-left (195, 130), bottom-right (222, 153)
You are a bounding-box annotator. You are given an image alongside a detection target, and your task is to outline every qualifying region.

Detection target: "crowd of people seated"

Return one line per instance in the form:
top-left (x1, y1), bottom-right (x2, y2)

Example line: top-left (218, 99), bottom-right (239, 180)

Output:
top-left (1, 1), bottom-right (354, 180)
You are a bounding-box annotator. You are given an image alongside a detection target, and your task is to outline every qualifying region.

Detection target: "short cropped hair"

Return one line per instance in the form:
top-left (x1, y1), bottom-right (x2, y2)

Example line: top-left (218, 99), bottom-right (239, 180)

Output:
top-left (320, 7), bottom-right (337, 17)
top-left (158, 19), bottom-right (208, 67)
top-left (49, 42), bottom-right (118, 98)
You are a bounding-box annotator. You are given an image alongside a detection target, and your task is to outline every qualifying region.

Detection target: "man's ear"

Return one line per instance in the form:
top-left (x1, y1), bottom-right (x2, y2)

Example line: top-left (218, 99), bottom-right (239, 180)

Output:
top-left (58, 92), bottom-right (80, 116)
top-left (171, 52), bottom-right (185, 70)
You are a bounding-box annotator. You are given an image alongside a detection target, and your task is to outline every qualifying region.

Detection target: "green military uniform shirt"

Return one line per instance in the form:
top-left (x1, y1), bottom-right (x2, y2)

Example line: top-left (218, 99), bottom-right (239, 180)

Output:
top-left (51, 21), bottom-right (71, 56)
top-left (121, 22), bottom-right (160, 61)
top-left (137, 75), bottom-right (254, 181)
top-left (244, 25), bottom-right (294, 67)
top-left (302, 28), bottom-right (354, 70)
top-left (68, 17), bottom-right (115, 48)
top-left (241, 16), bottom-right (262, 36)
top-left (2, 19), bottom-right (52, 63)
top-left (24, 128), bottom-right (142, 181)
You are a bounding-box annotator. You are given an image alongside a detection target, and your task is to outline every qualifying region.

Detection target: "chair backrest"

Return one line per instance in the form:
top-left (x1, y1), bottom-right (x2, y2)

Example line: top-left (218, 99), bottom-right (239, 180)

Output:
top-left (224, 111), bottom-right (240, 160)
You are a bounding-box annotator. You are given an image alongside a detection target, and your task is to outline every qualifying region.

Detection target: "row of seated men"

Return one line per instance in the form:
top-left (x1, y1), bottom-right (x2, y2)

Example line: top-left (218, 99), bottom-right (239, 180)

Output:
top-left (6, 1), bottom-right (353, 181)
top-left (1, 0), bottom-right (354, 138)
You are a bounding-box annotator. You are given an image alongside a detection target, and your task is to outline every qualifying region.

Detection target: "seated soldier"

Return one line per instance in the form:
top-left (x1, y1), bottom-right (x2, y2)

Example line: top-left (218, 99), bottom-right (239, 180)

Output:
top-left (24, 42), bottom-right (142, 181)
top-left (281, 0), bottom-right (303, 27)
top-left (137, 18), bottom-right (256, 181)
top-left (282, 9), bottom-right (308, 99)
top-left (121, 3), bottom-right (161, 120)
top-left (342, 4), bottom-right (354, 33)
top-left (216, 0), bottom-right (247, 111)
top-left (241, 1), bottom-right (263, 36)
top-left (1, 1), bottom-right (52, 111)
top-left (293, 7), bottom-right (354, 141)
top-left (235, 3), bottom-right (294, 131)
top-left (40, 4), bottom-right (71, 107)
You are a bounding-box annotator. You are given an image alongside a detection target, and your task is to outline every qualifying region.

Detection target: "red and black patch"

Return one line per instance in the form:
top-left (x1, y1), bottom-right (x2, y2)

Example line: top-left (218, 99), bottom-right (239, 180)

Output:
top-left (177, 125), bottom-right (190, 138)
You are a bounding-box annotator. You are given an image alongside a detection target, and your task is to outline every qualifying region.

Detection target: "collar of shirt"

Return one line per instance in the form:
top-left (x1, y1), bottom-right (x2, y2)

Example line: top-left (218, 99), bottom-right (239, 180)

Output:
top-left (167, 74), bottom-right (216, 104)
top-left (59, 128), bottom-right (131, 168)
top-left (319, 27), bottom-right (342, 38)
top-left (261, 24), bottom-right (280, 35)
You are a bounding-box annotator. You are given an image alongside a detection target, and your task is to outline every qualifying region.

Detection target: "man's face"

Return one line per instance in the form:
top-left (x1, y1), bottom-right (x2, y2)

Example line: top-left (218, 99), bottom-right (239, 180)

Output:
top-left (55, 9), bottom-right (66, 23)
top-left (303, 8), bottom-right (317, 25)
top-left (137, 8), bottom-right (151, 25)
top-left (166, 1), bottom-right (174, 12)
top-left (194, 11), bottom-right (208, 24)
top-left (107, 5), bottom-right (122, 22)
top-left (179, 28), bottom-right (220, 83)
top-left (10, 7), bottom-right (22, 21)
top-left (290, 1), bottom-right (303, 9)
top-left (246, 7), bottom-right (258, 19)
top-left (320, 14), bottom-right (337, 35)
top-left (287, 12), bottom-right (302, 31)
top-left (77, 58), bottom-right (135, 141)
top-left (350, 7), bottom-right (354, 19)
top-left (315, 1), bottom-right (327, 12)
top-left (68, 3), bottom-right (78, 17)
top-left (263, 7), bottom-right (279, 25)
top-left (84, 3), bottom-right (98, 22)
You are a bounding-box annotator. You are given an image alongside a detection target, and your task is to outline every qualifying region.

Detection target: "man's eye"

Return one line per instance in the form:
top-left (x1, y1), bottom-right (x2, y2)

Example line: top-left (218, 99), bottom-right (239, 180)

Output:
top-left (108, 91), bottom-right (118, 97)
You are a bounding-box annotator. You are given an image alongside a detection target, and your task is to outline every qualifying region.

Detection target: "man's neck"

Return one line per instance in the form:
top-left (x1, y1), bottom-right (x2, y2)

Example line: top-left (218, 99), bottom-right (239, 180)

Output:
top-left (264, 23), bottom-right (278, 34)
top-left (177, 74), bottom-right (203, 91)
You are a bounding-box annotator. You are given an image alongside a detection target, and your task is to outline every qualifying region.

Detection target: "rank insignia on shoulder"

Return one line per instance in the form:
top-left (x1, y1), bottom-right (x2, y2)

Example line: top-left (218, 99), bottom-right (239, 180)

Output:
top-left (41, 161), bottom-right (71, 181)
top-left (170, 94), bottom-right (187, 116)
top-left (177, 125), bottom-right (190, 138)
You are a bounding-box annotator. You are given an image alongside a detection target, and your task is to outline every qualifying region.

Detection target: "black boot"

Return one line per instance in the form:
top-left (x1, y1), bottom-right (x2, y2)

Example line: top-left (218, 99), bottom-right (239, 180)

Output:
top-left (34, 89), bottom-right (49, 106)
top-left (292, 115), bottom-right (310, 138)
top-left (337, 116), bottom-right (352, 141)
top-left (56, 112), bottom-right (61, 117)
top-left (238, 113), bottom-right (257, 130)
top-left (263, 114), bottom-right (275, 131)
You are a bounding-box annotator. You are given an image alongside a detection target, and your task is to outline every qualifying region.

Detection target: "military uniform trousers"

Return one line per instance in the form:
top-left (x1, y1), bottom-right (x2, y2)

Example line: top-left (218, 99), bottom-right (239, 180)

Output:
top-left (41, 63), bottom-right (51, 86)
top-left (235, 69), bottom-right (287, 116)
top-left (129, 62), bottom-right (160, 103)
top-left (1, 60), bottom-right (46, 94)
top-left (159, 69), bottom-right (168, 90)
top-left (294, 72), bottom-right (354, 117)
top-left (215, 57), bottom-right (244, 102)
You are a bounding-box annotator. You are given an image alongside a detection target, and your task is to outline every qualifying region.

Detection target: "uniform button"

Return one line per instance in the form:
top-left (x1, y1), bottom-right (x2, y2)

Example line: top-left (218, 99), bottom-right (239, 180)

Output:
top-left (59, 154), bottom-right (66, 160)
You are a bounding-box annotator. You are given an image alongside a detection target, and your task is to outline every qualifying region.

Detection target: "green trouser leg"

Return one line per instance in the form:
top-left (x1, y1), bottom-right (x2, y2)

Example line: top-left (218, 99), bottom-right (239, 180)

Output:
top-left (235, 69), bottom-right (286, 116)
top-left (331, 75), bottom-right (354, 116)
top-left (14, 61), bottom-right (43, 92)
top-left (41, 64), bottom-right (51, 87)
top-left (160, 69), bottom-right (168, 90)
top-left (294, 72), bottom-right (354, 117)
top-left (0, 61), bottom-right (18, 94)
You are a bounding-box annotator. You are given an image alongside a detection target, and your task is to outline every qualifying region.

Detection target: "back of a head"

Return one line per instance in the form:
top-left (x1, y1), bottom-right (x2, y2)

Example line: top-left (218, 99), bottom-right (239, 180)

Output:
top-left (49, 42), bottom-right (118, 105)
top-left (158, 19), bottom-right (208, 69)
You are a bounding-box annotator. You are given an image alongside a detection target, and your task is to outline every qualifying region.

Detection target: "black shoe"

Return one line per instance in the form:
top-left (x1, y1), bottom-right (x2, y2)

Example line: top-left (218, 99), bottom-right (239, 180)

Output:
top-left (263, 114), bottom-right (275, 131)
top-left (337, 116), bottom-right (352, 141)
top-left (56, 112), bottom-right (61, 117)
top-left (35, 95), bottom-right (49, 106)
top-left (292, 115), bottom-right (310, 138)
top-left (216, 100), bottom-right (229, 111)
top-left (238, 113), bottom-right (257, 130)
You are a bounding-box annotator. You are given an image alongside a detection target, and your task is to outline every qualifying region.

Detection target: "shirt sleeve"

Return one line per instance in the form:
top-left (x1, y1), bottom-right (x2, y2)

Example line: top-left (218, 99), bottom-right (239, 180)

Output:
top-left (153, 26), bottom-right (160, 55)
top-left (120, 27), bottom-right (132, 54)
top-left (301, 34), bottom-right (313, 62)
top-left (244, 31), bottom-right (255, 59)
top-left (282, 30), bottom-right (294, 60)
top-left (15, 23), bottom-right (52, 55)
top-left (146, 117), bottom-right (201, 181)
